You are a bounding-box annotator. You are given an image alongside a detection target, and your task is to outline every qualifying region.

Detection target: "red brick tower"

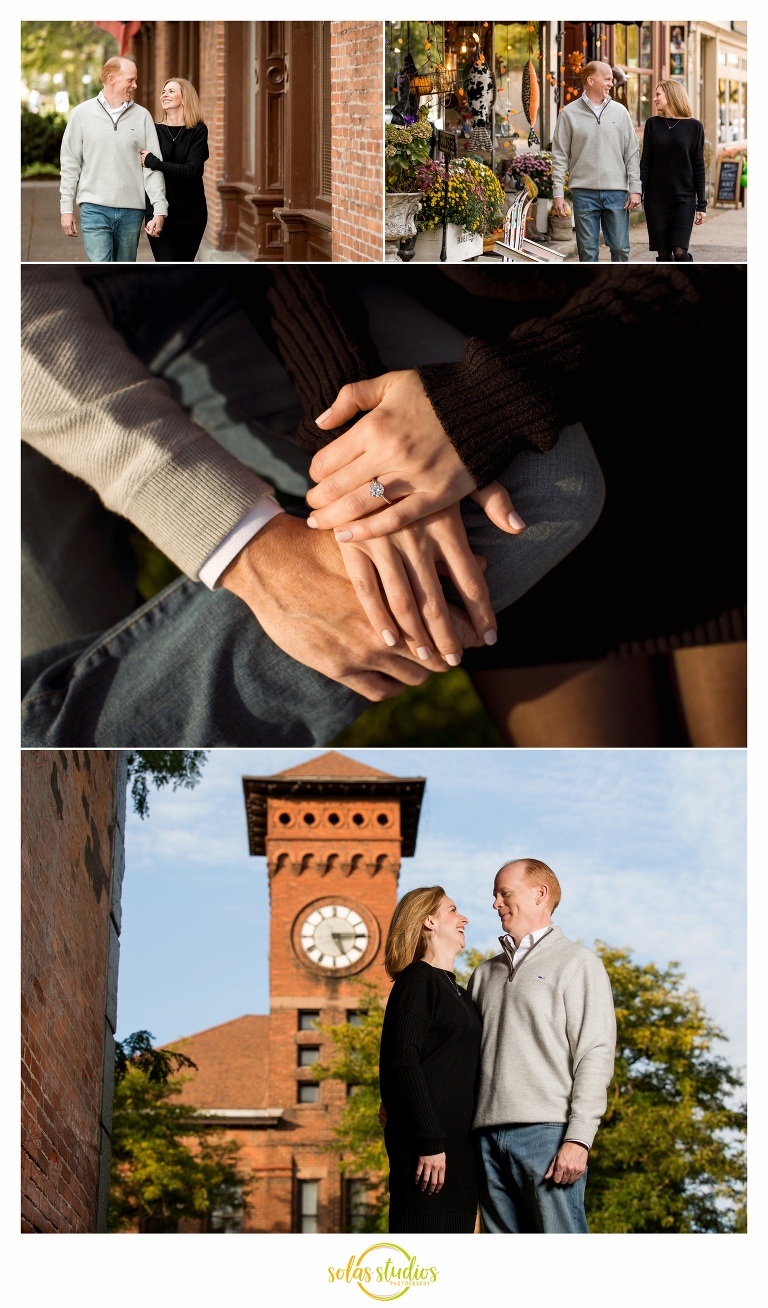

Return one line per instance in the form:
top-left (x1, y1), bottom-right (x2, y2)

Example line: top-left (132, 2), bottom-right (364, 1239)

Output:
top-left (241, 751), bottom-right (425, 1232)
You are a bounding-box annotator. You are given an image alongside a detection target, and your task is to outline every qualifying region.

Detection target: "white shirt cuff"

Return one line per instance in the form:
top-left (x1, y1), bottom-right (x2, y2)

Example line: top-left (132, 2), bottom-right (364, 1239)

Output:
top-left (198, 497), bottom-right (284, 589)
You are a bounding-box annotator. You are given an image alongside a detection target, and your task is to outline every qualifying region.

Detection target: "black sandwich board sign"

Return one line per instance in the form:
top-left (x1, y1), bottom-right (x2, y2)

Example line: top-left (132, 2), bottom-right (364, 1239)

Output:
top-left (714, 157), bottom-right (743, 209)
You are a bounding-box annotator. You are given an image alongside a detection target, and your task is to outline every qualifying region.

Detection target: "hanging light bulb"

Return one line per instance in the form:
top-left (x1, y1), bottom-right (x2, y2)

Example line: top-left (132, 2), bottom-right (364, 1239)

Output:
top-left (471, 32), bottom-right (479, 42)
top-left (460, 40), bottom-right (467, 54)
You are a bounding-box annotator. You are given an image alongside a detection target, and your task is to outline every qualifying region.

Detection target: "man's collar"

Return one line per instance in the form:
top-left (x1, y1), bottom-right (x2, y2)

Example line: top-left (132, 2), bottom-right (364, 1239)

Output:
top-left (582, 90), bottom-right (611, 108)
top-left (98, 89), bottom-right (131, 111)
top-left (504, 924), bottom-right (552, 951)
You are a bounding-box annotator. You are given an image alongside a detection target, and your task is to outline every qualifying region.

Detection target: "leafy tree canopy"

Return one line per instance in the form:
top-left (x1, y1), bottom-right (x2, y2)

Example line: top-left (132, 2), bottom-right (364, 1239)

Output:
top-left (316, 946), bottom-right (746, 1234)
top-left (21, 22), bottom-right (119, 104)
top-left (108, 1030), bottom-right (249, 1233)
top-left (125, 750), bottom-right (208, 818)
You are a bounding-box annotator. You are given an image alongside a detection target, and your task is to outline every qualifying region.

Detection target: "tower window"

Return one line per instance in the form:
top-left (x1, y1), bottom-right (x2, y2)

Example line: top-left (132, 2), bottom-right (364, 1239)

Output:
top-left (327, 812), bottom-right (340, 825)
top-left (303, 812), bottom-right (316, 825)
top-left (347, 1011), bottom-right (362, 1026)
top-left (298, 1011), bottom-right (320, 1031)
top-left (278, 812), bottom-right (291, 825)
top-left (298, 1046), bottom-right (320, 1066)
top-left (376, 813), bottom-right (389, 825)
top-left (298, 1180), bottom-right (320, 1234)
top-left (298, 1082), bottom-right (319, 1104)
top-left (352, 813), bottom-right (365, 826)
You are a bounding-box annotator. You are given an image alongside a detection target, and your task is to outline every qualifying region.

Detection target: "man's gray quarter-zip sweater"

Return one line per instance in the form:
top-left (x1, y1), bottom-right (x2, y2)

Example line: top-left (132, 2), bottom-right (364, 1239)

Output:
top-left (466, 924), bottom-right (616, 1149)
top-left (60, 95), bottom-right (168, 215)
top-left (551, 95), bottom-right (641, 198)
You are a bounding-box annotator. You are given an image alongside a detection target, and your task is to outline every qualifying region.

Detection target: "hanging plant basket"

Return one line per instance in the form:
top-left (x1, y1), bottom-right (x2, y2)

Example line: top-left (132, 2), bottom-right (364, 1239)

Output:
top-left (432, 63), bottom-right (454, 94)
top-left (410, 73), bottom-right (434, 95)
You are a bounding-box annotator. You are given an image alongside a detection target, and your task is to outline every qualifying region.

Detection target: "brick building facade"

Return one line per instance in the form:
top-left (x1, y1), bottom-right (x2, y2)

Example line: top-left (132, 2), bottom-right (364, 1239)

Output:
top-left (128, 21), bottom-right (382, 262)
top-left (170, 752), bottom-right (425, 1234)
top-left (21, 751), bottom-right (127, 1233)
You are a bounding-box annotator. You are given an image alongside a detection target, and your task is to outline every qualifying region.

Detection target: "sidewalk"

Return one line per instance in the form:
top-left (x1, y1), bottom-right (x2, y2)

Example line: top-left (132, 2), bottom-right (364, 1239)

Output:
top-left (22, 180), bottom-right (154, 262)
top-left (567, 200), bottom-right (746, 263)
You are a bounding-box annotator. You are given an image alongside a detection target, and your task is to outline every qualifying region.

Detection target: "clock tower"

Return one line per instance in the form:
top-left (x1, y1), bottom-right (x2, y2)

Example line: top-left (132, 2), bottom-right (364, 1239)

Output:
top-left (241, 751), bottom-right (426, 1233)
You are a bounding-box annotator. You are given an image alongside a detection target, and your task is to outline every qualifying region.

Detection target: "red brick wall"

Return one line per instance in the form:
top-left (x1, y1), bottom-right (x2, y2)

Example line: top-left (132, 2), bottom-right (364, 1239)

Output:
top-left (331, 22), bottom-right (384, 262)
top-left (198, 21), bottom-right (226, 248)
top-left (21, 751), bottom-right (125, 1233)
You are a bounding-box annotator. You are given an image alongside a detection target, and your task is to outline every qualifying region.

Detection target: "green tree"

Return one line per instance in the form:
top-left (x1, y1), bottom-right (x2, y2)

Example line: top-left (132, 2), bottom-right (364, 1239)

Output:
top-left (586, 944), bottom-right (746, 1233)
top-left (21, 22), bottom-right (118, 105)
top-left (316, 946), bottom-right (746, 1234)
top-left (125, 750), bottom-right (208, 818)
top-left (108, 1031), bottom-right (250, 1233)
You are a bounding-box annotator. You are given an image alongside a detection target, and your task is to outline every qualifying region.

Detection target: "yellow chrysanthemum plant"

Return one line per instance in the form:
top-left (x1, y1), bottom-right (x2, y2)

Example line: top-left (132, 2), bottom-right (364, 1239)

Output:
top-left (414, 154), bottom-right (506, 236)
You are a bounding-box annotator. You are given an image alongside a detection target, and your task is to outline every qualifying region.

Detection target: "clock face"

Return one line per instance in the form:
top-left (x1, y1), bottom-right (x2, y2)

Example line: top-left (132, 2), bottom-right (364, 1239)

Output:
top-left (300, 904), bottom-right (369, 969)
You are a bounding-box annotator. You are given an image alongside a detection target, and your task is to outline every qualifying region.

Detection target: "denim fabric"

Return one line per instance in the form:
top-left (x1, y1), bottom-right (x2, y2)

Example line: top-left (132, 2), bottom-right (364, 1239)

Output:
top-left (571, 189), bottom-right (630, 262)
top-left (21, 274), bottom-right (605, 747)
top-left (79, 204), bottom-right (145, 262)
top-left (477, 1125), bottom-right (589, 1234)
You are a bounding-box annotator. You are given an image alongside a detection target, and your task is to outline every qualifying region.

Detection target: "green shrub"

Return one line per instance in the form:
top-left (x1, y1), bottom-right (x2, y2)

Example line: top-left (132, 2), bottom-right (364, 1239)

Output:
top-left (21, 109), bottom-right (67, 170)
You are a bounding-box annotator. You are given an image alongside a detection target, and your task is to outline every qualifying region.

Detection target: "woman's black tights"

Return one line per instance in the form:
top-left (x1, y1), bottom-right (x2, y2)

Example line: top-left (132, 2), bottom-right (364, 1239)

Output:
top-left (656, 247), bottom-right (692, 261)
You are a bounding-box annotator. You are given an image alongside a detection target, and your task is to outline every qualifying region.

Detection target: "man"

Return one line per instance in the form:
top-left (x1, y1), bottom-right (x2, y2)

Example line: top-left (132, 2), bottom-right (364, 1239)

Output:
top-left (60, 57), bottom-right (167, 261)
top-left (467, 859), bottom-right (616, 1233)
top-left (552, 61), bottom-right (641, 262)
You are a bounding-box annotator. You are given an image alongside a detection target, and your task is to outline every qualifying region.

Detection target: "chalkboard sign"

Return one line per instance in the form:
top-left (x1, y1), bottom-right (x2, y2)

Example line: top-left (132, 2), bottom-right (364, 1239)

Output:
top-left (438, 130), bottom-right (457, 158)
top-left (715, 158), bottom-right (742, 208)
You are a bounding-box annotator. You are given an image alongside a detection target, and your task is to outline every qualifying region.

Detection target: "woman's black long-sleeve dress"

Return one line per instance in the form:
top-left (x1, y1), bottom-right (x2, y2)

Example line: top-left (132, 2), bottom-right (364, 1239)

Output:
top-left (379, 961), bottom-right (482, 1233)
top-left (144, 123), bottom-right (209, 262)
top-left (640, 116), bottom-right (706, 253)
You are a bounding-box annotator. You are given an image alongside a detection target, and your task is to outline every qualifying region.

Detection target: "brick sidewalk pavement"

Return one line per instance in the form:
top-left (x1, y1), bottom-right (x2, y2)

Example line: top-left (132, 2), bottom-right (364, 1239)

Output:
top-left (568, 200), bottom-right (747, 263)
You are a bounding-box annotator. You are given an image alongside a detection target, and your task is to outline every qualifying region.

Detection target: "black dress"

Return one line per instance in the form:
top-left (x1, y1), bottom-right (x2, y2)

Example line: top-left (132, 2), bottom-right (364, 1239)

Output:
top-left (144, 123), bottom-right (209, 262)
top-left (379, 961), bottom-right (482, 1233)
top-left (640, 116), bottom-right (706, 251)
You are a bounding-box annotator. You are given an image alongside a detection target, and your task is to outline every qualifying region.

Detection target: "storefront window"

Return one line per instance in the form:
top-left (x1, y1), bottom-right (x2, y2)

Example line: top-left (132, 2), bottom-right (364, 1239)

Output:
top-left (729, 80), bottom-right (739, 142)
top-left (493, 22), bottom-right (533, 159)
top-left (640, 23), bottom-right (652, 68)
top-left (627, 24), bottom-right (639, 68)
top-left (614, 24), bottom-right (626, 67)
top-left (717, 78), bottom-right (726, 144)
top-left (627, 75), bottom-right (638, 124)
top-left (640, 74), bottom-right (652, 123)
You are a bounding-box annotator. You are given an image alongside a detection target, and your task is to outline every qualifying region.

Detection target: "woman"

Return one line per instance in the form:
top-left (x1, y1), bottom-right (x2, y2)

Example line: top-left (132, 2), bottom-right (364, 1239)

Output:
top-left (140, 78), bottom-right (209, 262)
top-left (379, 886), bottom-right (481, 1233)
top-left (640, 80), bottom-right (706, 261)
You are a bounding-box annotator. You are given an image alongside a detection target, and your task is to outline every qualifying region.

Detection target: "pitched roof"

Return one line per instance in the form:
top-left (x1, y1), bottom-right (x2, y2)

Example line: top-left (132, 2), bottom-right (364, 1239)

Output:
top-left (164, 1015), bottom-right (271, 1109)
top-left (268, 751), bottom-right (396, 781)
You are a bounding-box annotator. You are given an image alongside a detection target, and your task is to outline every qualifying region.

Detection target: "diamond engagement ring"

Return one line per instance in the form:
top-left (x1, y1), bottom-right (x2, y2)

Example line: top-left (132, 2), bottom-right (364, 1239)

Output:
top-left (369, 479), bottom-right (392, 506)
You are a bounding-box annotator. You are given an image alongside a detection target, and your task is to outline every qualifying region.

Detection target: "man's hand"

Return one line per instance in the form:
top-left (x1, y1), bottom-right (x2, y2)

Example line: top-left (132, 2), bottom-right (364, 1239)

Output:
top-left (415, 1152), bottom-right (446, 1195)
top-left (220, 514), bottom-right (440, 701)
top-left (61, 213), bottom-right (77, 237)
top-left (553, 197), bottom-right (570, 218)
top-left (145, 214), bottom-right (165, 237)
top-left (544, 1140), bottom-right (588, 1186)
top-left (625, 192), bottom-right (642, 211)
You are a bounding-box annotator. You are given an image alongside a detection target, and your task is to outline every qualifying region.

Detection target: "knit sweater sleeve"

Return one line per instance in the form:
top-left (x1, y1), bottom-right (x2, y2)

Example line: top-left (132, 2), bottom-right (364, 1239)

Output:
top-left (144, 125), bottom-right (209, 179)
top-left (416, 266), bottom-right (700, 488)
top-left (386, 968), bottom-right (445, 1155)
top-left (640, 118), bottom-right (653, 196)
top-left (692, 122), bottom-right (707, 210)
top-left (59, 111), bottom-right (83, 213)
top-left (562, 956), bottom-right (617, 1149)
top-left (142, 117), bottom-right (168, 215)
top-left (21, 267), bottom-right (275, 580)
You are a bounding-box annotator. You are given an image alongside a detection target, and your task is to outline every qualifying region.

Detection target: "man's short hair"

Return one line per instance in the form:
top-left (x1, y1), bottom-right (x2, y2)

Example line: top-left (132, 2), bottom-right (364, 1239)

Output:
top-left (497, 858), bottom-right (562, 912)
top-left (581, 61), bottom-right (611, 86)
top-left (101, 57), bottom-right (134, 85)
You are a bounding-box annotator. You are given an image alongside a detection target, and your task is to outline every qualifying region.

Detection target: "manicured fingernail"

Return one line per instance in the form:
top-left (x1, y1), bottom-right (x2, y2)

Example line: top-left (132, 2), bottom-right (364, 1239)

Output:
top-left (508, 511), bottom-right (526, 530)
top-left (382, 629), bottom-right (397, 647)
top-left (335, 530), bottom-right (353, 542)
top-left (307, 516), bottom-right (318, 528)
top-left (315, 408), bottom-right (332, 425)
top-left (483, 629), bottom-right (497, 645)
top-left (445, 652), bottom-right (462, 666)
top-left (417, 645), bottom-right (432, 660)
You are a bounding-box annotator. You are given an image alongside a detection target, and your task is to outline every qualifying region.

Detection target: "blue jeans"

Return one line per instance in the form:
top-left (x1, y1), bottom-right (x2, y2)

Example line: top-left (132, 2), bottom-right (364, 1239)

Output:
top-left (477, 1126), bottom-right (589, 1234)
top-left (79, 204), bottom-right (145, 262)
top-left (571, 189), bottom-right (630, 262)
top-left (21, 275), bottom-right (605, 746)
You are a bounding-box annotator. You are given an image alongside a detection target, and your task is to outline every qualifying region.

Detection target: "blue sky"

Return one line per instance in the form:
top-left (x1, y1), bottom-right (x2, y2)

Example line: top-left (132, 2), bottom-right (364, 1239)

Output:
top-left (117, 748), bottom-right (747, 1075)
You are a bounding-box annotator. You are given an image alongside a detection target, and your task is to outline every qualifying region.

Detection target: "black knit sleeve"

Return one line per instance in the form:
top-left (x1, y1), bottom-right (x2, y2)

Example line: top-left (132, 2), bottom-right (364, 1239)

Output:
top-left (145, 125), bottom-right (209, 179)
top-left (640, 117), bottom-right (653, 196)
top-left (390, 1007), bottom-right (446, 1155)
top-left (416, 266), bottom-right (701, 488)
top-left (692, 121), bottom-right (707, 211)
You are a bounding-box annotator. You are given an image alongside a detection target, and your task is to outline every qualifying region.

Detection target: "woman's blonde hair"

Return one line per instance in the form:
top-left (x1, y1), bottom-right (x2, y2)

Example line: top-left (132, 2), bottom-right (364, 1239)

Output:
top-left (657, 80), bottom-right (692, 119)
top-left (384, 886), bottom-right (446, 980)
top-left (162, 78), bottom-right (204, 128)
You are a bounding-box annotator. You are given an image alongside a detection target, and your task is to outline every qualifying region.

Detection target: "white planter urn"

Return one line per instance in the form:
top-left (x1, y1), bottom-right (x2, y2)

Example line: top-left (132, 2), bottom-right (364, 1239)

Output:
top-left (385, 192), bottom-right (422, 262)
top-left (412, 223), bottom-right (484, 262)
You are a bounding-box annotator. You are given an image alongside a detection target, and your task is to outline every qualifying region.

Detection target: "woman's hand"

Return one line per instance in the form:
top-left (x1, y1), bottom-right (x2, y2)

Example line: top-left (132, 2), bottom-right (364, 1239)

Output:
top-left (378, 1103), bottom-right (388, 1129)
top-left (694, 211), bottom-right (706, 226)
top-left (338, 503), bottom-right (499, 666)
top-left (145, 215), bottom-right (165, 237)
top-left (415, 1152), bottom-right (446, 1195)
top-left (306, 371), bottom-right (526, 542)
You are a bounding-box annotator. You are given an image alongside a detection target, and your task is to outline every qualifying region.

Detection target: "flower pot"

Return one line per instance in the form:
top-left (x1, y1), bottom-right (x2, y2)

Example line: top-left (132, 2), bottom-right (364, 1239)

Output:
top-left (412, 224), bottom-right (484, 262)
top-left (385, 192), bottom-right (422, 262)
top-left (536, 198), bottom-right (553, 231)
